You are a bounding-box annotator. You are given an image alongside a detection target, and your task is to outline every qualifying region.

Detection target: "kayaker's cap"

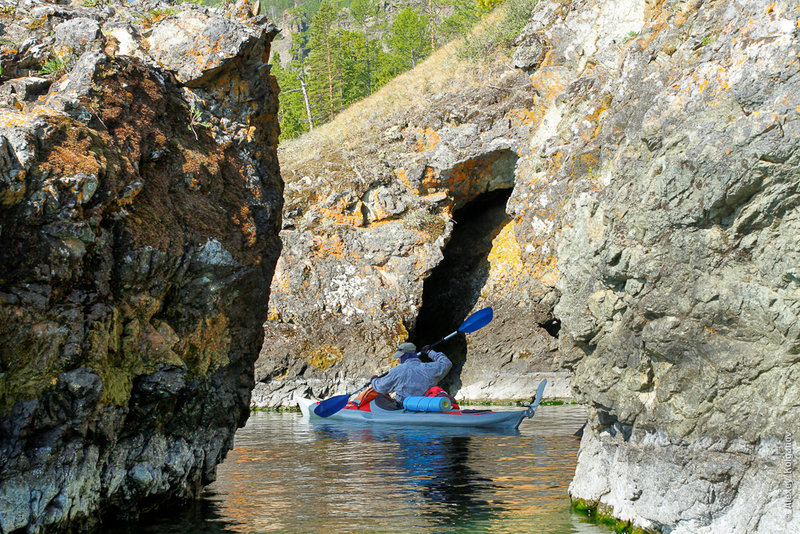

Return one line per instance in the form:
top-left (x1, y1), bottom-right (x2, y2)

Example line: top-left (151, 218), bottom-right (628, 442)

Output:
top-left (393, 342), bottom-right (417, 359)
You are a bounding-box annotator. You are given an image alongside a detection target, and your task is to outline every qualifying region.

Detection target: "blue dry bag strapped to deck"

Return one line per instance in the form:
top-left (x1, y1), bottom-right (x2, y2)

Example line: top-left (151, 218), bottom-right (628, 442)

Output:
top-left (403, 396), bottom-right (452, 412)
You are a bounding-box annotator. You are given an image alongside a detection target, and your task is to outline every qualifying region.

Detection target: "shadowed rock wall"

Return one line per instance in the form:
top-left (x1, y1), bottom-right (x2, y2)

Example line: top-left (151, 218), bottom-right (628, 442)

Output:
top-left (0, 2), bottom-right (281, 531)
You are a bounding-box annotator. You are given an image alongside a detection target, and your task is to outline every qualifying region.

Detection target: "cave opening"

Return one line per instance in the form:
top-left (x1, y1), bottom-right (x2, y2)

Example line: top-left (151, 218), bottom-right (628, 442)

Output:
top-left (541, 318), bottom-right (561, 338)
top-left (410, 186), bottom-right (514, 393)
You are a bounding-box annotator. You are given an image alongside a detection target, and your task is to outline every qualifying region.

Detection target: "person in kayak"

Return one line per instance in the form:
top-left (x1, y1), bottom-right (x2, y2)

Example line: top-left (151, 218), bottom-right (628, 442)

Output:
top-left (369, 342), bottom-right (452, 403)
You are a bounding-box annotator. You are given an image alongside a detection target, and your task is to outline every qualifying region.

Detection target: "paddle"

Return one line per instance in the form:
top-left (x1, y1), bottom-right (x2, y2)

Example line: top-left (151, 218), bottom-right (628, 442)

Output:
top-left (313, 307), bottom-right (494, 417)
top-left (524, 379), bottom-right (547, 419)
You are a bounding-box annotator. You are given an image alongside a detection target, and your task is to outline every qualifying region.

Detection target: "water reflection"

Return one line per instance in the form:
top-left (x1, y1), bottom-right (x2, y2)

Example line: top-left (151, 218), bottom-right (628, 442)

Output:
top-left (105, 492), bottom-right (237, 534)
top-left (414, 435), bottom-right (494, 527)
top-left (313, 423), bottom-right (500, 528)
top-left (107, 406), bottom-right (612, 533)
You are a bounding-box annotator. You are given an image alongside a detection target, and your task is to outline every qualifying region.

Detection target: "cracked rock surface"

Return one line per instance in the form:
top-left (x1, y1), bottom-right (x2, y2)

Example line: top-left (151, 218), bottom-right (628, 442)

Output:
top-left (522, 0), bottom-right (800, 532)
top-left (0, 1), bottom-right (281, 531)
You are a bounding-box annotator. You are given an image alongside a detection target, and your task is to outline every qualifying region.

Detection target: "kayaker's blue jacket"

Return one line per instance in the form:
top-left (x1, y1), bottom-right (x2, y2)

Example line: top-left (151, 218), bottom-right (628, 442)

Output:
top-left (371, 350), bottom-right (452, 402)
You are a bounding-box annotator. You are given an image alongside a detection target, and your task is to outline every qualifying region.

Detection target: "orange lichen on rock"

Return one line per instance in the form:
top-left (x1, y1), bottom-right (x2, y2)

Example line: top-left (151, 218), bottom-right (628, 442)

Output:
top-left (318, 206), bottom-right (363, 226)
top-left (232, 205), bottom-right (258, 246)
top-left (394, 167), bottom-right (415, 192)
top-left (310, 234), bottom-right (349, 258)
top-left (414, 127), bottom-right (441, 152)
top-left (547, 150), bottom-right (566, 173)
top-left (578, 151), bottom-right (600, 173)
top-left (442, 158), bottom-right (487, 205)
top-left (527, 66), bottom-right (568, 132)
top-left (579, 95), bottom-right (612, 142)
top-left (507, 108), bottom-right (537, 127)
top-left (421, 166), bottom-right (439, 191)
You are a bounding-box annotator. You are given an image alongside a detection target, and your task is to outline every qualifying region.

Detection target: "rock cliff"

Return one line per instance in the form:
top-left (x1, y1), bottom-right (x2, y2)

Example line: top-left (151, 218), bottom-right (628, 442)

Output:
top-left (534, 0), bottom-right (800, 531)
top-left (0, 1), bottom-right (281, 531)
top-left (255, 37), bottom-right (570, 408)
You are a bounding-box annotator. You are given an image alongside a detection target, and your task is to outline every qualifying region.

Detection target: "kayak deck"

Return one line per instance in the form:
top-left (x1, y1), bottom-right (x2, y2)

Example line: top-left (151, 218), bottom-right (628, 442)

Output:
top-left (297, 379), bottom-right (547, 431)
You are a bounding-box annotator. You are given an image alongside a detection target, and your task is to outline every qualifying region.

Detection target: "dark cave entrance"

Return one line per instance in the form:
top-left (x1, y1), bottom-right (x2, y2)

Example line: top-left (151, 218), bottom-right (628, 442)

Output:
top-left (541, 318), bottom-right (561, 338)
top-left (410, 187), bottom-right (514, 392)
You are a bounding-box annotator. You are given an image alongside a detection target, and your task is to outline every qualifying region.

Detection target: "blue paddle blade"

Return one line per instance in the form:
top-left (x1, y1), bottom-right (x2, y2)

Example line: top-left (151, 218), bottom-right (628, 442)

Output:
top-left (314, 394), bottom-right (350, 417)
top-left (458, 307), bottom-right (493, 334)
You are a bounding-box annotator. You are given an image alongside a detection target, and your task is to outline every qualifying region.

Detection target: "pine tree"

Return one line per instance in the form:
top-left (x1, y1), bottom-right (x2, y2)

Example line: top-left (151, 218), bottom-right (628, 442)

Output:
top-left (306, 0), bottom-right (341, 124)
top-left (287, 27), bottom-right (315, 132)
top-left (386, 7), bottom-right (431, 71)
top-left (422, 0), bottom-right (444, 51)
top-left (271, 53), bottom-right (310, 140)
top-left (338, 30), bottom-right (370, 104)
top-left (441, 0), bottom-right (481, 41)
top-left (350, 0), bottom-right (381, 95)
top-left (266, 0), bottom-right (488, 135)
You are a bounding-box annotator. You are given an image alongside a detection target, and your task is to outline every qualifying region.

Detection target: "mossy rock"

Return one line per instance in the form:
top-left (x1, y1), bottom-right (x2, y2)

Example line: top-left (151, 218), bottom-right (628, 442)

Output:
top-left (571, 498), bottom-right (660, 534)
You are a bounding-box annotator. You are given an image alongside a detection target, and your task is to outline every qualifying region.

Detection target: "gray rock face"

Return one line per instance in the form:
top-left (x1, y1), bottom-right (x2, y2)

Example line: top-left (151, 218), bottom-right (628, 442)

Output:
top-left (0, 1), bottom-right (281, 532)
top-left (513, 29), bottom-right (546, 71)
top-left (146, 11), bottom-right (267, 85)
top-left (501, 0), bottom-right (800, 531)
top-left (54, 17), bottom-right (101, 56)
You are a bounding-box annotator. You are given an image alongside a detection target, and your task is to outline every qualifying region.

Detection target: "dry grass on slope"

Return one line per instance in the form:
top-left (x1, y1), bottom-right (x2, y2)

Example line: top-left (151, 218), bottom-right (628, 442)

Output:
top-left (278, 9), bottom-right (510, 174)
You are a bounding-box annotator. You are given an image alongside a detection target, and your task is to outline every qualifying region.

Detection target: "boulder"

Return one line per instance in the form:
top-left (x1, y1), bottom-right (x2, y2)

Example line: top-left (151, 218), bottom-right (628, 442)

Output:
top-left (53, 17), bottom-right (102, 56)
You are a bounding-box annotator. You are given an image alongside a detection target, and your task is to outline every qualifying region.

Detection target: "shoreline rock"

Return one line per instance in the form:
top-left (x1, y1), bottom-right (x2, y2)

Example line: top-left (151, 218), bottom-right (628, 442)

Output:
top-left (536, 0), bottom-right (800, 531)
top-left (0, 1), bottom-right (282, 531)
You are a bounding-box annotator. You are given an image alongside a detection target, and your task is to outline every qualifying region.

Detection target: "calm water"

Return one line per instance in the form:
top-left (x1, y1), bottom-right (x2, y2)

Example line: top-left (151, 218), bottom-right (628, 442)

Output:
top-left (112, 405), bottom-right (611, 533)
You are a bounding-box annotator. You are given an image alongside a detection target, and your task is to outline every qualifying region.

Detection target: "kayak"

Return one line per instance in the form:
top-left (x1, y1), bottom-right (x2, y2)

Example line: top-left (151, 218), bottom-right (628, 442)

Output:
top-left (297, 379), bottom-right (547, 431)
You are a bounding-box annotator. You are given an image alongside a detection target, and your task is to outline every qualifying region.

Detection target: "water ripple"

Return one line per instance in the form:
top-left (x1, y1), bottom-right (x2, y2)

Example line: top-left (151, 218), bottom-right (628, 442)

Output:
top-left (108, 405), bottom-right (612, 534)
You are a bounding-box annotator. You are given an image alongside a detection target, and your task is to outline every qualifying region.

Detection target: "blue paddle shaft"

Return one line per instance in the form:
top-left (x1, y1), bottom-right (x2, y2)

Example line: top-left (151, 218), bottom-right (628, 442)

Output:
top-left (428, 307), bottom-right (493, 351)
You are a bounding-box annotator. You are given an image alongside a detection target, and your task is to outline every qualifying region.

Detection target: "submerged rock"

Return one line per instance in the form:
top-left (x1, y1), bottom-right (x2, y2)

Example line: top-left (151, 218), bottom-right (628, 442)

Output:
top-left (0, 1), bottom-right (281, 531)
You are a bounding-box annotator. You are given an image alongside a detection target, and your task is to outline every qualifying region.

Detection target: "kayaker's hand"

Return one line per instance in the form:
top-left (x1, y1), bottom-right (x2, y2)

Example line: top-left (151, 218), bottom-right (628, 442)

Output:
top-left (370, 375), bottom-right (378, 381)
top-left (421, 345), bottom-right (431, 355)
